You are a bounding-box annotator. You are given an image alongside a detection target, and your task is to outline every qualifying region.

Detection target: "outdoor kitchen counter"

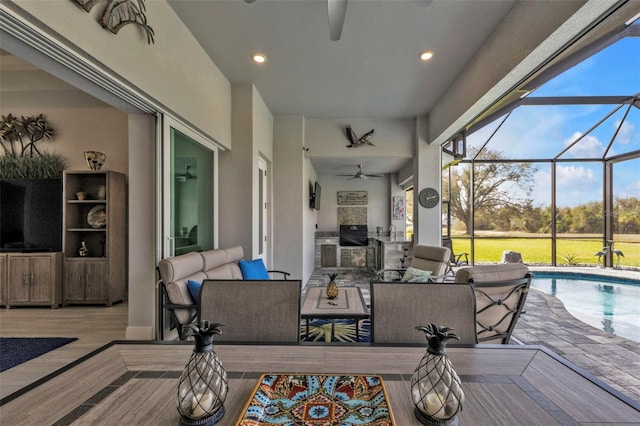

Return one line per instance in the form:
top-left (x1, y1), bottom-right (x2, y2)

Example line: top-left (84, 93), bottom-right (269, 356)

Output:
top-left (374, 237), bottom-right (412, 271)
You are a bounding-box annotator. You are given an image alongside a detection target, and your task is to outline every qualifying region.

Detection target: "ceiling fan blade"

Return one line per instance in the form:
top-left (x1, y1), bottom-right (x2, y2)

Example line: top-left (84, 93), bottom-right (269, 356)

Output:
top-left (328, 0), bottom-right (348, 41)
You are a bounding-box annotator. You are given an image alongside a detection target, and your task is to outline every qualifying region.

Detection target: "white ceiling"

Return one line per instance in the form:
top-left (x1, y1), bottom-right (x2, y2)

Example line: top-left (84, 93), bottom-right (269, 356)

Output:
top-left (2, 1), bottom-right (520, 177)
top-left (167, 0), bottom-right (519, 176)
top-left (168, 0), bottom-right (518, 120)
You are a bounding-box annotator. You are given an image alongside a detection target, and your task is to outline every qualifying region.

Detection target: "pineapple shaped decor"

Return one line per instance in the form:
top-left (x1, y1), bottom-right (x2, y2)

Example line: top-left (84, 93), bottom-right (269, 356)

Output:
top-left (177, 321), bottom-right (228, 426)
top-left (326, 273), bottom-right (340, 299)
top-left (410, 324), bottom-right (464, 426)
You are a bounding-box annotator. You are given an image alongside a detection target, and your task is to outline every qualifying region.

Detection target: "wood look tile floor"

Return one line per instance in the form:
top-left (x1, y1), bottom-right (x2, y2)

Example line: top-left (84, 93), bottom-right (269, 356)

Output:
top-left (0, 303), bottom-right (128, 399)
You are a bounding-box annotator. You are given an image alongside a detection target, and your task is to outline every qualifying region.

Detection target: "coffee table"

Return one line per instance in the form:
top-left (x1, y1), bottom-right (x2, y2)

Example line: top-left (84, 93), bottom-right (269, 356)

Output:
top-left (301, 286), bottom-right (369, 341)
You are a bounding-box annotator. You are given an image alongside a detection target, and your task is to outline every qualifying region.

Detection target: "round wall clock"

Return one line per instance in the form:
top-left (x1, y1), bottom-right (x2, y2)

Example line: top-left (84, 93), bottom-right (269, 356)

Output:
top-left (418, 187), bottom-right (440, 208)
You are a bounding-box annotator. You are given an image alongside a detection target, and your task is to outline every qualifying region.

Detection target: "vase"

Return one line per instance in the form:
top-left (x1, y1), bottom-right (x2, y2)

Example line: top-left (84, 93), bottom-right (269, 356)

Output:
top-left (83, 151), bottom-right (106, 171)
top-left (78, 241), bottom-right (89, 257)
top-left (177, 321), bottom-right (228, 426)
top-left (411, 324), bottom-right (464, 426)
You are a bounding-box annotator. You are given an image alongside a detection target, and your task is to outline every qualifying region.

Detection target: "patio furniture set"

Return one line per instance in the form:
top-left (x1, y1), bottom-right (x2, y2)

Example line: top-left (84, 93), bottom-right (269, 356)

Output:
top-left (157, 244), bottom-right (531, 346)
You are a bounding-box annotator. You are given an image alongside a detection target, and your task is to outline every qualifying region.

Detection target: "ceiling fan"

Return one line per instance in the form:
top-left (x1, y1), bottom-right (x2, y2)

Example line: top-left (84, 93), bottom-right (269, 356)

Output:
top-left (245, 0), bottom-right (433, 41)
top-left (338, 164), bottom-right (383, 180)
top-left (176, 165), bottom-right (197, 181)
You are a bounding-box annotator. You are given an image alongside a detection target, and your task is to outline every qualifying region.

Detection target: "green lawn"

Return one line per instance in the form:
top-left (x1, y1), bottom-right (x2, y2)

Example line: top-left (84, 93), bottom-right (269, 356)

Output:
top-left (449, 237), bottom-right (639, 268)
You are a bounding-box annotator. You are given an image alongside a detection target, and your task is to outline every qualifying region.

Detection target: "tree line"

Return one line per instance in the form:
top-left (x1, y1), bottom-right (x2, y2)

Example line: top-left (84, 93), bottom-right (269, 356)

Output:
top-left (444, 149), bottom-right (640, 235)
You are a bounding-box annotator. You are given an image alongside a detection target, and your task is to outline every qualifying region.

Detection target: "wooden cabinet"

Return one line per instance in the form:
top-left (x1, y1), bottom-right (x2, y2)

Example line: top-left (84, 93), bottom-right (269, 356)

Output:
top-left (64, 259), bottom-right (107, 302)
top-left (321, 244), bottom-right (337, 267)
top-left (63, 171), bottom-right (126, 306)
top-left (6, 253), bottom-right (62, 308)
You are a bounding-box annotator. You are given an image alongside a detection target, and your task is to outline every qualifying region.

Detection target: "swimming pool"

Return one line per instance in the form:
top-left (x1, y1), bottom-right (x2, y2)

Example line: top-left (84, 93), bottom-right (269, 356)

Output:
top-left (531, 272), bottom-right (640, 343)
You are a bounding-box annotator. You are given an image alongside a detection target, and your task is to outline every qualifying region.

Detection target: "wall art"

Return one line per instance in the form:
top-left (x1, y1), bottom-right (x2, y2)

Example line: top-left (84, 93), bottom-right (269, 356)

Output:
top-left (71, 0), bottom-right (155, 44)
top-left (392, 195), bottom-right (404, 220)
top-left (337, 191), bottom-right (367, 205)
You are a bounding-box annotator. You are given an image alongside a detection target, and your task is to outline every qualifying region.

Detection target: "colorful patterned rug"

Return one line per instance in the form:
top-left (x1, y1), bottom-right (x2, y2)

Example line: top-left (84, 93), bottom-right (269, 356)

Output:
top-left (0, 337), bottom-right (77, 372)
top-left (300, 318), bottom-right (371, 343)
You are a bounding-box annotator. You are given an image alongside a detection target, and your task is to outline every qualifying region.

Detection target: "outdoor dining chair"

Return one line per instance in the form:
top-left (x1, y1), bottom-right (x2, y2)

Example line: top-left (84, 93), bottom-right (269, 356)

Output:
top-left (375, 244), bottom-right (451, 282)
top-left (370, 282), bottom-right (478, 344)
top-left (455, 263), bottom-right (532, 344)
top-left (199, 279), bottom-right (302, 343)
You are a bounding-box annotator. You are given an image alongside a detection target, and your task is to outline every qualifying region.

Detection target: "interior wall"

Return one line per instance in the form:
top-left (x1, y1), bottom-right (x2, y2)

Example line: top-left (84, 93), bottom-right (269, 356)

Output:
top-left (302, 156), bottom-right (318, 283)
top-left (126, 113), bottom-right (155, 340)
top-left (315, 174), bottom-right (390, 232)
top-left (0, 85), bottom-right (128, 174)
top-left (273, 116), bottom-right (306, 282)
top-left (251, 86), bottom-right (274, 261)
top-left (5, 0), bottom-right (232, 148)
top-left (305, 118), bottom-right (414, 161)
top-left (219, 85), bottom-right (253, 254)
top-left (414, 116), bottom-right (441, 246)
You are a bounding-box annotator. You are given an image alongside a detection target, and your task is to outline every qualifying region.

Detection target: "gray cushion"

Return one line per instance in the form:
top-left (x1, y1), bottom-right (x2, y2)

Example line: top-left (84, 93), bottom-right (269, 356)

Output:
top-left (410, 245), bottom-right (451, 279)
top-left (158, 246), bottom-right (245, 326)
top-left (455, 263), bottom-right (529, 283)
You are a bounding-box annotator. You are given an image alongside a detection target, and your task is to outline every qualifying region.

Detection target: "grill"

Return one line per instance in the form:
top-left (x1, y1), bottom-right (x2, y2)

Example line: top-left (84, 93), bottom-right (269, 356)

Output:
top-left (340, 225), bottom-right (369, 246)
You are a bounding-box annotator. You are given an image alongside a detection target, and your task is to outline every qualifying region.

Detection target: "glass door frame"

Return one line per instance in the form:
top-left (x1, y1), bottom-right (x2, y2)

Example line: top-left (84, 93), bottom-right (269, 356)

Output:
top-left (159, 114), bottom-right (220, 260)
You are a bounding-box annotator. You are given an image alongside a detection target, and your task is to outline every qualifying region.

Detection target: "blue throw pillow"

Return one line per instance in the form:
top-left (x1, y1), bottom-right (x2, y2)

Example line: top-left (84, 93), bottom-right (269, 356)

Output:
top-left (187, 279), bottom-right (202, 304)
top-left (239, 259), bottom-right (270, 280)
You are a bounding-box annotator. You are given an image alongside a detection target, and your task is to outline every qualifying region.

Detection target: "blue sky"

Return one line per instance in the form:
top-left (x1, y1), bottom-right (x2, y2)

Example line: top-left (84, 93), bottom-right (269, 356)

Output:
top-left (466, 32), bottom-right (639, 207)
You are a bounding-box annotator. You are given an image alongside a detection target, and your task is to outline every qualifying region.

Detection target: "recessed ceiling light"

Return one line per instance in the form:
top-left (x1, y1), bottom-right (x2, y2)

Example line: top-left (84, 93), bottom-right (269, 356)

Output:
top-left (252, 53), bottom-right (267, 63)
top-left (419, 51), bottom-right (434, 61)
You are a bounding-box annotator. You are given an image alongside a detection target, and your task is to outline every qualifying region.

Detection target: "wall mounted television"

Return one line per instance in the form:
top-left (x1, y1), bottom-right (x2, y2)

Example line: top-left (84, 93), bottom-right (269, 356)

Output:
top-left (0, 178), bottom-right (63, 252)
top-left (311, 181), bottom-right (321, 210)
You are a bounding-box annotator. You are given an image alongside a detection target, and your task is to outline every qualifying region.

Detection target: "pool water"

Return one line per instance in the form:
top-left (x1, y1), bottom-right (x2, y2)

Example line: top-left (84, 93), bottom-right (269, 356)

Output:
top-left (531, 273), bottom-right (640, 343)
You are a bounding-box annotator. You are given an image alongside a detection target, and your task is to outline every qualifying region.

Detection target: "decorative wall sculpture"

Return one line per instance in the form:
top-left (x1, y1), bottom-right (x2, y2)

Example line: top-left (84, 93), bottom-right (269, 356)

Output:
top-left (71, 0), bottom-right (155, 44)
top-left (337, 191), bottom-right (368, 205)
top-left (345, 125), bottom-right (375, 147)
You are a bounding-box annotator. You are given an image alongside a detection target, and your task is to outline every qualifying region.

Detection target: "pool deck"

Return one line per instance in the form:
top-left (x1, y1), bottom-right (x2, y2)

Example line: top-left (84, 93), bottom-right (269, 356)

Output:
top-left (513, 266), bottom-right (640, 403)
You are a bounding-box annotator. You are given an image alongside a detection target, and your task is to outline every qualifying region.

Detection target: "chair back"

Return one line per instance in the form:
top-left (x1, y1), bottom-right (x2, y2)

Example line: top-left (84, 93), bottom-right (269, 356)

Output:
top-left (370, 282), bottom-right (477, 344)
top-left (410, 245), bottom-right (451, 280)
top-left (441, 238), bottom-right (456, 265)
top-left (455, 264), bottom-right (532, 344)
top-left (199, 279), bottom-right (302, 343)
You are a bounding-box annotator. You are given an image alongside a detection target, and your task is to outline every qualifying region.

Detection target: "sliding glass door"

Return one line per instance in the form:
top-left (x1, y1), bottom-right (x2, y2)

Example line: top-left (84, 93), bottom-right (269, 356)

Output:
top-left (161, 116), bottom-right (218, 258)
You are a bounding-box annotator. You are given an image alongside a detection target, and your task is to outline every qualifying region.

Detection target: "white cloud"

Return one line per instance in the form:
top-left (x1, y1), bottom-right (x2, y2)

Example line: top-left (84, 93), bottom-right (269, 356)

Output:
top-left (556, 165), bottom-right (598, 187)
top-left (562, 131), bottom-right (604, 158)
top-left (555, 165), bottom-right (601, 206)
top-left (615, 119), bottom-right (635, 145)
top-left (532, 168), bottom-right (552, 206)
